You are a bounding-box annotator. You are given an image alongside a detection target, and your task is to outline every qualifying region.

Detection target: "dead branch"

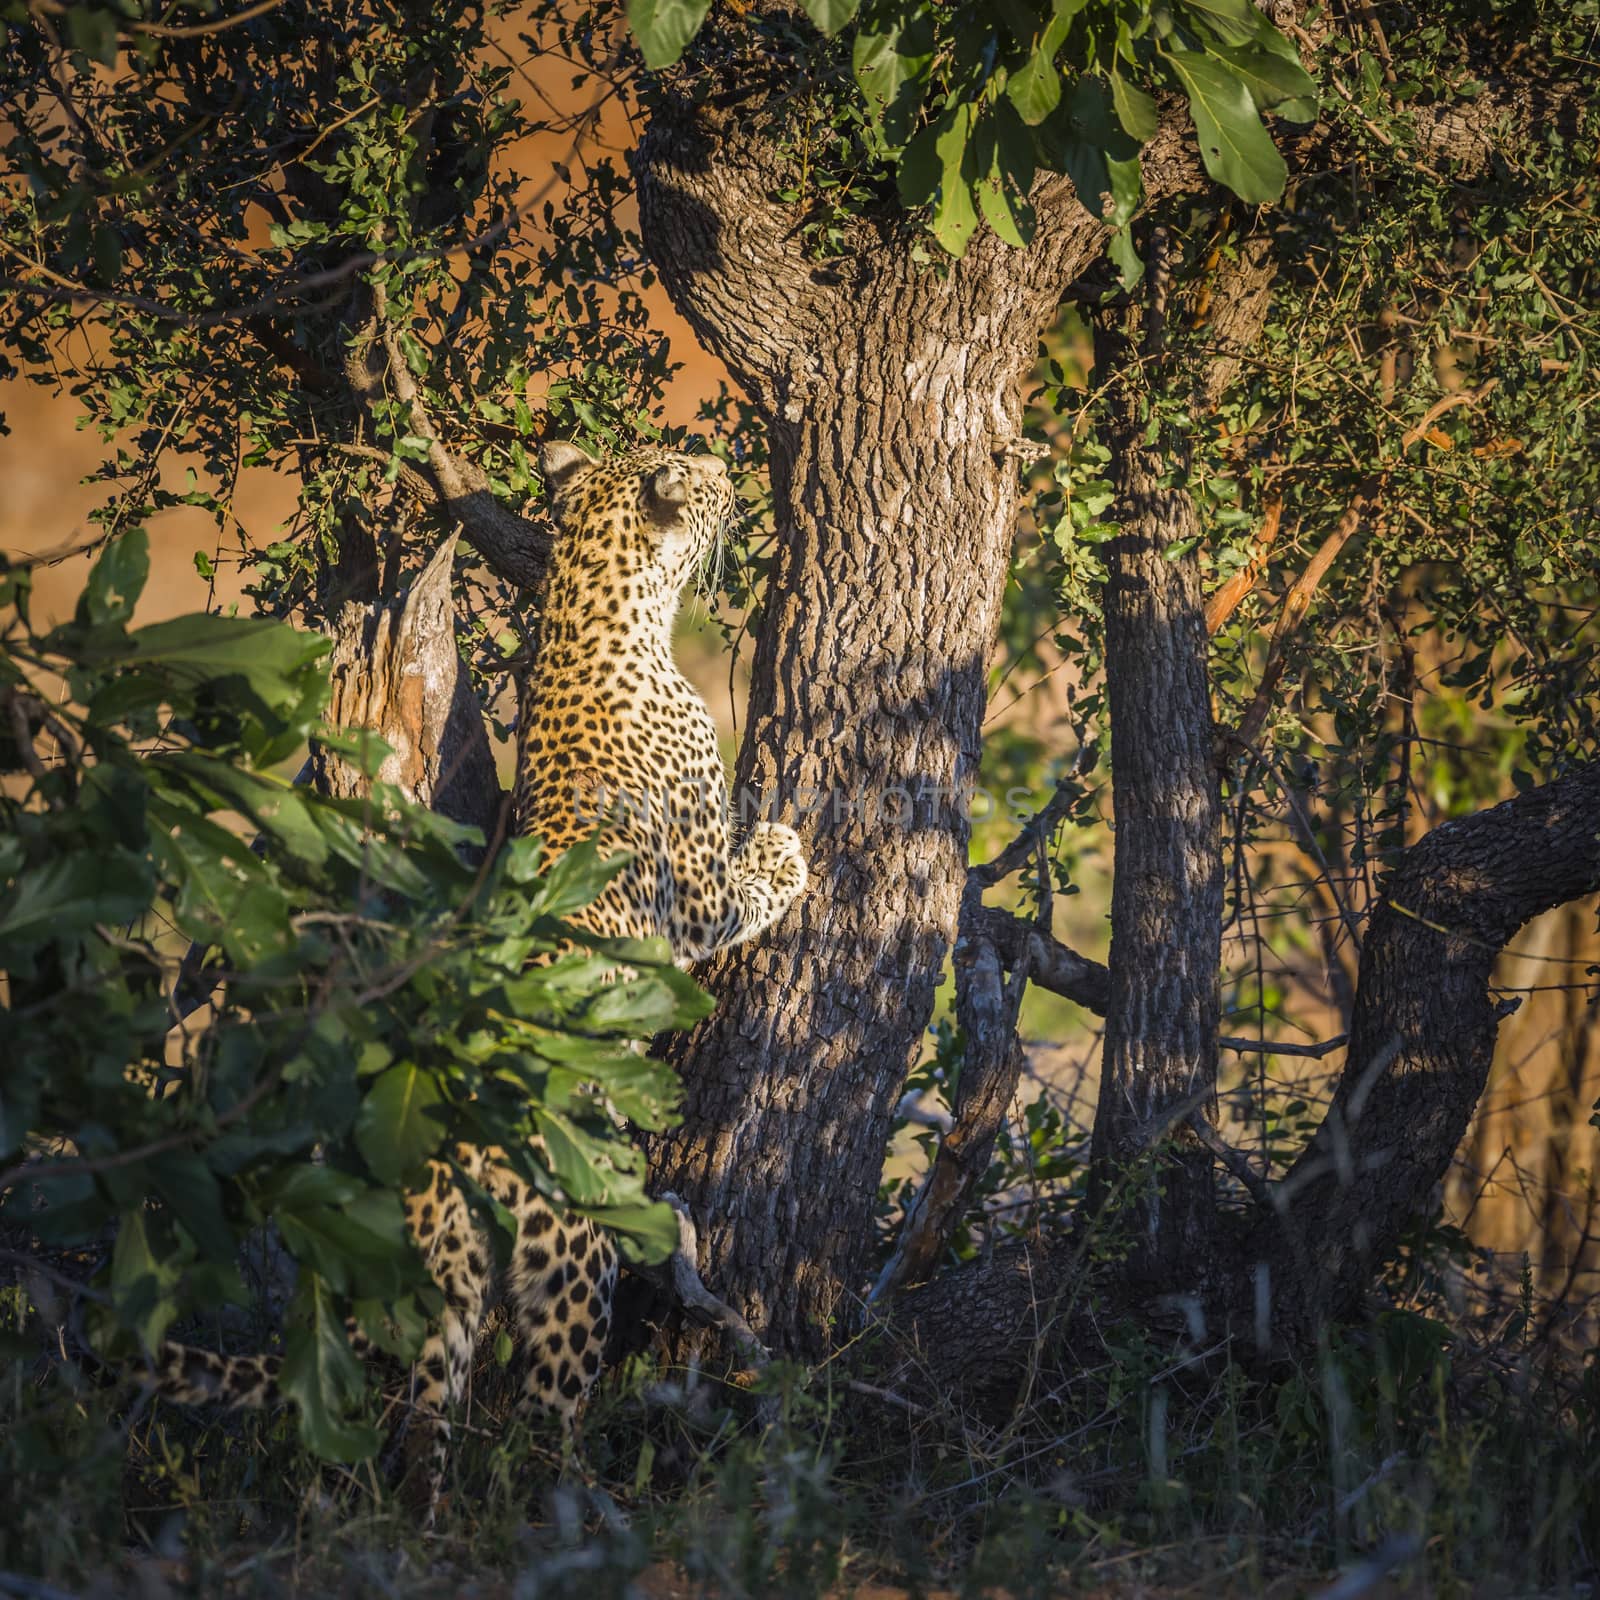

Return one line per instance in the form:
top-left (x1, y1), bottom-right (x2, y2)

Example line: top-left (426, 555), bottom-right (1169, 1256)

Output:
top-left (1204, 499), bottom-right (1284, 635)
top-left (1229, 480), bottom-right (1379, 753)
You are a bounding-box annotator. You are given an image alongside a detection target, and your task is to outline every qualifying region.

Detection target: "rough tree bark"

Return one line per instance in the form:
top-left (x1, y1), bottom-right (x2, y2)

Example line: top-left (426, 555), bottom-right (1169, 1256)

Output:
top-left (1085, 270), bottom-right (1224, 1289)
top-left (634, 97), bottom-right (1107, 1353)
top-left (311, 535), bottom-right (501, 837)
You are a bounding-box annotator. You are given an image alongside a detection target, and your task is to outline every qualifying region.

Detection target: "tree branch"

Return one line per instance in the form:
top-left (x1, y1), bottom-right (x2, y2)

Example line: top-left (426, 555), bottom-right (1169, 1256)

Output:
top-left (1205, 498), bottom-right (1284, 635)
top-left (1258, 758), bottom-right (1600, 1338)
top-left (1229, 480), bottom-right (1378, 752)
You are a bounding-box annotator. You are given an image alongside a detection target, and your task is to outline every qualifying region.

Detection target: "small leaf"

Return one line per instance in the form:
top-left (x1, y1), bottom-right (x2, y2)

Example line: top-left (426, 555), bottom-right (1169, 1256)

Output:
top-left (626, 0), bottom-right (711, 68)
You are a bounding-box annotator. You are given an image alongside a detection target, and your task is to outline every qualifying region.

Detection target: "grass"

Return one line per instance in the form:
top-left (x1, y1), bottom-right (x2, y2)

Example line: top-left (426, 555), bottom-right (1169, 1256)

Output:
top-left (2, 1238), bottom-right (1597, 1599)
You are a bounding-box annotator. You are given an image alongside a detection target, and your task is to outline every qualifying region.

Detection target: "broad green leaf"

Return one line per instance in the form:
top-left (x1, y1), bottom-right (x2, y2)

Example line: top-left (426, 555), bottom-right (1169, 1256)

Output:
top-left (1110, 67), bottom-right (1158, 141)
top-left (276, 1188), bottom-right (413, 1300)
top-left (853, 10), bottom-right (935, 151)
top-left (1163, 48), bottom-right (1287, 203)
top-left (65, 5), bottom-right (119, 64)
top-left (582, 1199), bottom-right (680, 1266)
top-left (280, 1272), bottom-right (379, 1461)
top-left (355, 1063), bottom-right (446, 1185)
top-left (0, 850), bottom-right (152, 953)
top-left (80, 529), bottom-right (148, 627)
top-left (528, 833), bottom-right (629, 920)
top-left (119, 613), bottom-right (330, 727)
top-left (1037, 77), bottom-right (1140, 225)
top-left (151, 1153), bottom-right (235, 1264)
top-left (532, 1107), bottom-right (615, 1206)
top-left (146, 805), bottom-right (292, 964)
top-left (799, 0), bottom-right (860, 32)
top-left (909, 101), bottom-right (981, 258)
top-left (111, 1209), bottom-right (181, 1351)
top-left (1007, 49), bottom-right (1062, 125)
top-left (1176, 0), bottom-right (1271, 48)
top-left (626, 0), bottom-right (712, 70)
top-left (1207, 40), bottom-right (1319, 121)
top-left (351, 1293), bottom-right (430, 1362)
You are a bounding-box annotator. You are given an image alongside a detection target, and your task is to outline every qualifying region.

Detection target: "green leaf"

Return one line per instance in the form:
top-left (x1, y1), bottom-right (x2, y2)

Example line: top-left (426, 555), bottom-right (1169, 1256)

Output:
top-left (1176, 0), bottom-right (1270, 48)
top-left (799, 0), bottom-right (860, 32)
top-left (1007, 49), bottom-right (1062, 125)
top-left (906, 102), bottom-right (983, 258)
top-left (582, 1199), bottom-right (680, 1266)
top-left (0, 850), bottom-right (152, 954)
top-left (80, 529), bottom-right (148, 626)
top-left (151, 1153), bottom-right (235, 1264)
top-left (280, 1272), bottom-right (379, 1462)
top-left (111, 1209), bottom-right (181, 1351)
top-left (355, 1063), bottom-right (446, 1186)
top-left (1163, 48), bottom-right (1287, 204)
top-left (146, 803), bottom-right (291, 964)
top-left (853, 9), bottom-right (935, 151)
top-left (120, 613), bottom-right (330, 722)
top-left (1037, 76), bottom-right (1140, 224)
top-left (528, 833), bottom-right (629, 921)
top-left (1110, 67), bottom-right (1158, 141)
top-left (1206, 41), bottom-right (1319, 121)
top-left (65, 5), bottom-right (119, 65)
top-left (626, 0), bottom-right (712, 70)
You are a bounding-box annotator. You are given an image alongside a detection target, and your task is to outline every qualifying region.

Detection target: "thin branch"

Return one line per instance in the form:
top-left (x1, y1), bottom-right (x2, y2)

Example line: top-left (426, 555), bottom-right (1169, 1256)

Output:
top-left (1186, 1115), bottom-right (1272, 1208)
top-left (30, 0), bottom-right (288, 36)
top-left (644, 1194), bottom-right (769, 1372)
top-left (1229, 480), bottom-right (1379, 752)
top-left (1204, 498), bottom-right (1283, 635)
top-left (1399, 378), bottom-right (1499, 450)
top-left (967, 907), bottom-right (1110, 1016)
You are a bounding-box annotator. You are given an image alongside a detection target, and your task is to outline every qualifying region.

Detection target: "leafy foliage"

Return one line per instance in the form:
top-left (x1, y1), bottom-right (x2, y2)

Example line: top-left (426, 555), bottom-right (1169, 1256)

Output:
top-left (0, 2), bottom-right (677, 727)
top-left (627, 0), bottom-right (1317, 259)
top-left (0, 534), bottom-right (706, 1459)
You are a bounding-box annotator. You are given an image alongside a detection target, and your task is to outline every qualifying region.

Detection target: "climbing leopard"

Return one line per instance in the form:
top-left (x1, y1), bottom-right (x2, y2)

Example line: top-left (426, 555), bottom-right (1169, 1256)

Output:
top-left (156, 441), bottom-right (807, 1517)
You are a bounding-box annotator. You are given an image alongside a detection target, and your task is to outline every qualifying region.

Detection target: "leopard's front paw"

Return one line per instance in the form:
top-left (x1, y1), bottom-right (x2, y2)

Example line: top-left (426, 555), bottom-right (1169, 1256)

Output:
top-left (746, 821), bottom-right (808, 906)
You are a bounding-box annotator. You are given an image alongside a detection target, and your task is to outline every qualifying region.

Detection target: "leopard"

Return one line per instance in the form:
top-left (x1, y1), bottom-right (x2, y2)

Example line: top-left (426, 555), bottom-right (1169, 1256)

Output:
top-left (154, 440), bottom-right (807, 1521)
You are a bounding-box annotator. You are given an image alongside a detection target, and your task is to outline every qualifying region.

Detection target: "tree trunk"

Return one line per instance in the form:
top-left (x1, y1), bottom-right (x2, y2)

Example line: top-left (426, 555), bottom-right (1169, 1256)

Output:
top-left (1086, 299), bottom-right (1225, 1290)
top-left (1256, 758), bottom-right (1600, 1341)
top-left (901, 760), bottom-right (1600, 1390)
top-left (311, 535), bottom-right (502, 837)
top-left (635, 102), bottom-right (1103, 1353)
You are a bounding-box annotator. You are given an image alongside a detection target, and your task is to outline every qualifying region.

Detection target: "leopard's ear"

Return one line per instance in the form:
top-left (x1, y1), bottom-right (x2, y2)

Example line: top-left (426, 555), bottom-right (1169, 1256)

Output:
top-left (643, 460), bottom-right (691, 520)
top-left (540, 440), bottom-right (596, 498)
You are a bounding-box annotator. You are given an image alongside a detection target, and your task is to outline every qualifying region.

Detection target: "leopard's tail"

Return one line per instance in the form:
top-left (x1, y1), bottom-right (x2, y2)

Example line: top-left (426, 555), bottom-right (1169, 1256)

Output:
top-left (153, 1340), bottom-right (280, 1408)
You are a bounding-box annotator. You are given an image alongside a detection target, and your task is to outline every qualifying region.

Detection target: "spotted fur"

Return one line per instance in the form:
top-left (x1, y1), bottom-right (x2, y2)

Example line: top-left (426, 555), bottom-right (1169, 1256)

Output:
top-left (153, 442), bottom-right (806, 1522)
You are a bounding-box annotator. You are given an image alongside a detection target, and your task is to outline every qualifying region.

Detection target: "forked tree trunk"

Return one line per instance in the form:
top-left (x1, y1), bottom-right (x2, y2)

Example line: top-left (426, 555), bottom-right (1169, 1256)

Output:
top-left (311, 535), bottom-right (502, 837)
top-left (635, 104), bottom-right (1104, 1353)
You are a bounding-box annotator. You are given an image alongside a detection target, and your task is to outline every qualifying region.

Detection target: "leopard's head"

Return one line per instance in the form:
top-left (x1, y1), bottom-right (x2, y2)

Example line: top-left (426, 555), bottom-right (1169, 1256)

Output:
top-left (541, 441), bottom-right (735, 601)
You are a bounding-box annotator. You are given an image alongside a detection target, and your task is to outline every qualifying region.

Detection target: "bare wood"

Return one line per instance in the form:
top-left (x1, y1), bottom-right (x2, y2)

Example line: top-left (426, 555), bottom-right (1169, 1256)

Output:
top-left (1399, 378), bottom-right (1499, 450)
top-left (1204, 499), bottom-right (1284, 635)
top-left (1230, 483), bottom-right (1378, 753)
top-left (309, 535), bottom-right (502, 838)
